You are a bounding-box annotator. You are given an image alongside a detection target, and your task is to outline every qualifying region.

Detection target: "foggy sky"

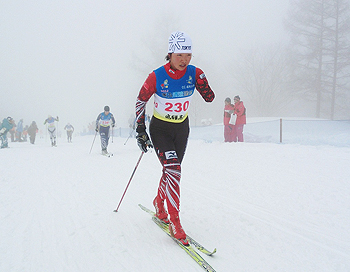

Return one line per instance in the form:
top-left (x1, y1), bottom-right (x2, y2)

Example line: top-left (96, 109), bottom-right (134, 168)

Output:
top-left (0, 0), bottom-right (289, 133)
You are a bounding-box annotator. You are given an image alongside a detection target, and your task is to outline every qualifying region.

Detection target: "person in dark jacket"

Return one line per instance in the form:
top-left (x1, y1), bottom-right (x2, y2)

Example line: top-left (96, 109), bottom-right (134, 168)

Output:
top-left (96, 106), bottom-right (116, 155)
top-left (27, 121), bottom-right (38, 144)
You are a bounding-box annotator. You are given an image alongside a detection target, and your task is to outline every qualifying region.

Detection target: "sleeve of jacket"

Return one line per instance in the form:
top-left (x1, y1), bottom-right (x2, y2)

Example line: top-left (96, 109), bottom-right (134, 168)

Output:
top-left (195, 67), bottom-right (215, 102)
top-left (235, 102), bottom-right (245, 117)
top-left (135, 72), bottom-right (157, 132)
top-left (96, 113), bottom-right (101, 128)
top-left (111, 114), bottom-right (116, 126)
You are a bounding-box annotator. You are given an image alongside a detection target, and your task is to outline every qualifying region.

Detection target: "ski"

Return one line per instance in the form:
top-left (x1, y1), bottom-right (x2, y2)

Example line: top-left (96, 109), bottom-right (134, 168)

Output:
top-left (139, 204), bottom-right (217, 272)
top-left (187, 236), bottom-right (217, 256)
top-left (138, 204), bottom-right (216, 256)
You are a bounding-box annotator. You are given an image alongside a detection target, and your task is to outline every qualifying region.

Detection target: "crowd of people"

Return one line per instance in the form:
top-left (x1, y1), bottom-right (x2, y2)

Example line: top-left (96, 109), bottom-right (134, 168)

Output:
top-left (0, 116), bottom-right (76, 148)
top-left (0, 117), bottom-right (37, 148)
top-left (1, 96), bottom-right (246, 150)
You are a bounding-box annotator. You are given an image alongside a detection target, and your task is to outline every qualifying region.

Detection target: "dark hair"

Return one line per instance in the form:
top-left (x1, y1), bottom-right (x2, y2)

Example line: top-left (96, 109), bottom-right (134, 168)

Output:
top-left (234, 95), bottom-right (240, 100)
top-left (225, 97), bottom-right (231, 103)
top-left (165, 53), bottom-right (172, 61)
top-left (104, 105), bottom-right (110, 111)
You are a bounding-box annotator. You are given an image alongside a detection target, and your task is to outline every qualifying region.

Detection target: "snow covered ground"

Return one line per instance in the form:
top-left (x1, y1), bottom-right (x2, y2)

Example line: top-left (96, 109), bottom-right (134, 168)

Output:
top-left (1, 120), bottom-right (350, 271)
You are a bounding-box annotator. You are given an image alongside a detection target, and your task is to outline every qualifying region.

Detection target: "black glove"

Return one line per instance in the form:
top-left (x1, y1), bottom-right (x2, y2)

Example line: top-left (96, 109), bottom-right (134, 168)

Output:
top-left (95, 127), bottom-right (98, 132)
top-left (136, 131), bottom-right (153, 153)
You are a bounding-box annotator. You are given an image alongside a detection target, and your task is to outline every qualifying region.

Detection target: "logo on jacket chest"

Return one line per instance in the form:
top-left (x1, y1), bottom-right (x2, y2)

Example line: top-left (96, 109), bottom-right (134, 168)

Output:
top-left (159, 75), bottom-right (195, 98)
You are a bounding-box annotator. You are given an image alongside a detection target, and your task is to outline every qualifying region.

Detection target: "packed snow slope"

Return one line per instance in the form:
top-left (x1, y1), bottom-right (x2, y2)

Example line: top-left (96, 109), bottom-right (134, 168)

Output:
top-left (1, 123), bottom-right (350, 271)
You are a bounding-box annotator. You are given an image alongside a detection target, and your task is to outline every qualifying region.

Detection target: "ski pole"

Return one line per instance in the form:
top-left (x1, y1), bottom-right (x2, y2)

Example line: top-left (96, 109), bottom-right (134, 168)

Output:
top-left (114, 152), bottom-right (144, 212)
top-left (124, 116), bottom-right (137, 145)
top-left (123, 129), bottom-right (133, 145)
top-left (89, 131), bottom-right (98, 154)
top-left (56, 117), bottom-right (59, 145)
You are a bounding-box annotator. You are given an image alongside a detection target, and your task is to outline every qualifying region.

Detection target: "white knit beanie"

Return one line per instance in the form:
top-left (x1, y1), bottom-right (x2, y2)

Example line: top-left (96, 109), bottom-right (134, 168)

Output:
top-left (168, 31), bottom-right (192, 54)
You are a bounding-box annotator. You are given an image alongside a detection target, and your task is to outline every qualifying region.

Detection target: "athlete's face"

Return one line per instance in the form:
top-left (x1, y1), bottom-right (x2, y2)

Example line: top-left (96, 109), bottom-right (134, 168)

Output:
top-left (170, 53), bottom-right (192, 71)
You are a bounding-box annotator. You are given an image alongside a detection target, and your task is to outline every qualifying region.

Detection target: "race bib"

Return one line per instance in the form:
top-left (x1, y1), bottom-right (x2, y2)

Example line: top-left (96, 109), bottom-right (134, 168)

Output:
top-left (153, 65), bottom-right (196, 123)
top-left (100, 119), bottom-right (111, 127)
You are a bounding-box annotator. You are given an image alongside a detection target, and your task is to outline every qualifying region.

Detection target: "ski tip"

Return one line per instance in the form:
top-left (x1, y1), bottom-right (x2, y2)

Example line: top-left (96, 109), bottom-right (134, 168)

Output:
top-left (203, 248), bottom-right (217, 256)
top-left (113, 209), bottom-right (118, 212)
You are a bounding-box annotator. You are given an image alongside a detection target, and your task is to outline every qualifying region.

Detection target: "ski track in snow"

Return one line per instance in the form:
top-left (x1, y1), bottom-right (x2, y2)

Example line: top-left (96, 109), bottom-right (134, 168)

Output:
top-left (1, 131), bottom-right (350, 272)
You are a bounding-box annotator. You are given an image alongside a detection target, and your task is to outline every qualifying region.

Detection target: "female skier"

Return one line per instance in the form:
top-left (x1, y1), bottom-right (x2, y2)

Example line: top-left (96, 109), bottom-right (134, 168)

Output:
top-left (135, 31), bottom-right (215, 246)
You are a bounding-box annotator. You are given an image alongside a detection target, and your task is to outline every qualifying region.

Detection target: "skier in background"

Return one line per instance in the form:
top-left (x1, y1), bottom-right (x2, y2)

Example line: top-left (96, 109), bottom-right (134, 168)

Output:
top-left (96, 106), bottom-right (115, 155)
top-left (44, 115), bottom-right (59, 147)
top-left (0, 117), bottom-right (15, 149)
top-left (27, 121), bottom-right (38, 144)
top-left (135, 31), bottom-right (215, 246)
top-left (64, 123), bottom-right (74, 143)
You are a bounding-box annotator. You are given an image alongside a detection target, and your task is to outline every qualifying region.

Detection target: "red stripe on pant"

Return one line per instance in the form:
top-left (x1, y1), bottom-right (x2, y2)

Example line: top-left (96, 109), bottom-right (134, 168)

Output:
top-left (157, 160), bottom-right (181, 215)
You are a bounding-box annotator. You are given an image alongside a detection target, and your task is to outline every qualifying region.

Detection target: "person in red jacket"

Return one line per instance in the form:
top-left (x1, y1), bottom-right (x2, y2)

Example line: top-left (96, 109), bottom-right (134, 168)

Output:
top-left (223, 97), bottom-right (235, 142)
top-left (233, 95), bottom-right (246, 142)
top-left (135, 31), bottom-right (215, 246)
